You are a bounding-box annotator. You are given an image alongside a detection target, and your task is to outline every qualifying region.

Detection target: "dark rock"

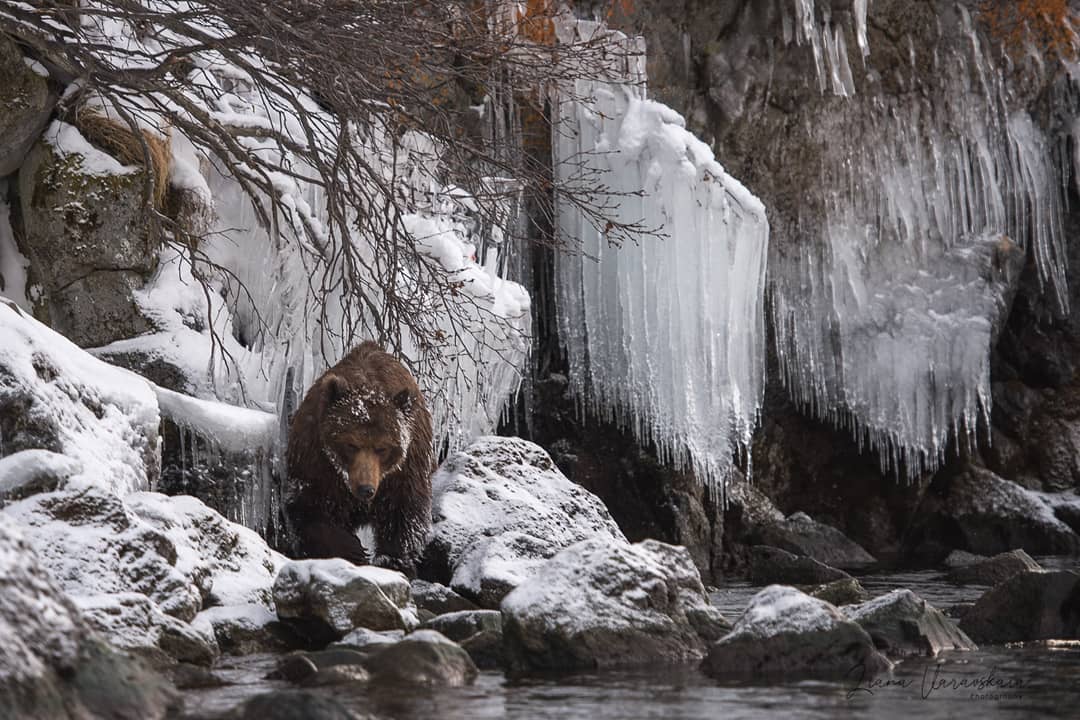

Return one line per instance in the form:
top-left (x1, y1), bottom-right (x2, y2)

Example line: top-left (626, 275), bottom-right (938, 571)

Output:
top-left (365, 630), bottom-right (478, 687)
top-left (410, 579), bottom-right (479, 616)
top-left (422, 610), bottom-right (501, 642)
top-left (266, 654), bottom-right (319, 684)
top-left (0, 38), bottom-right (55, 176)
top-left (460, 629), bottom-right (504, 670)
top-left (301, 665), bottom-right (370, 687)
top-left (843, 590), bottom-right (976, 657)
top-left (960, 570), bottom-right (1080, 643)
top-left (502, 538), bottom-right (726, 672)
top-left (943, 550), bottom-right (985, 569)
top-left (702, 585), bottom-right (892, 680)
top-left (946, 549), bottom-right (1043, 586)
top-left (751, 512), bottom-right (876, 570)
top-left (228, 690), bottom-right (366, 720)
top-left (167, 662), bottom-right (227, 689)
top-left (807, 578), bottom-right (869, 607)
top-left (748, 545), bottom-right (852, 586)
top-left (197, 604), bottom-right (299, 655)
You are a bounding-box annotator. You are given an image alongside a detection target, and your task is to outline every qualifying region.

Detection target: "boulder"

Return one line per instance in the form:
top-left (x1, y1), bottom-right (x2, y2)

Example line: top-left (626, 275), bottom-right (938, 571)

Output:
top-left (945, 549), bottom-right (1043, 586)
top-left (77, 592), bottom-right (218, 667)
top-left (0, 448), bottom-right (81, 502)
top-left (227, 691), bottom-right (367, 720)
top-left (701, 585), bottom-right (892, 680)
top-left (460, 629), bottom-right (504, 670)
top-left (333, 628), bottom-right (405, 653)
top-left (422, 436), bottom-right (626, 608)
top-left (751, 512), bottom-right (876, 569)
top-left (195, 604), bottom-right (297, 655)
top-left (907, 466), bottom-right (1080, 560)
top-left (18, 121), bottom-right (162, 347)
top-left (842, 589), bottom-right (976, 657)
top-left (422, 609), bottom-right (502, 642)
top-left (273, 560), bottom-right (414, 641)
top-left (0, 522), bottom-right (178, 719)
top-left (0, 38), bottom-right (55, 176)
top-left (960, 570), bottom-right (1080, 643)
top-left (0, 299), bottom-right (160, 495)
top-left (501, 538), bottom-right (728, 672)
top-left (748, 545), bottom-right (852, 585)
top-left (411, 579), bottom-right (479, 616)
top-left (365, 630), bottom-right (478, 687)
top-left (807, 578), bottom-right (869, 607)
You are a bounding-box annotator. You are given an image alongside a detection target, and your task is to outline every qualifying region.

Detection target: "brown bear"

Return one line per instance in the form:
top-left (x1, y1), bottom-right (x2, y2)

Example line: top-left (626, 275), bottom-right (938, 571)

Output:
top-left (285, 341), bottom-right (434, 575)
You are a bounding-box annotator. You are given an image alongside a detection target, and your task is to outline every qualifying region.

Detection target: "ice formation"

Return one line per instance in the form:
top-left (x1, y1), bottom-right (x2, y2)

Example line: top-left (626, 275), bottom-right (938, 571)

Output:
top-left (551, 21), bottom-right (769, 495)
top-left (770, 6), bottom-right (1072, 477)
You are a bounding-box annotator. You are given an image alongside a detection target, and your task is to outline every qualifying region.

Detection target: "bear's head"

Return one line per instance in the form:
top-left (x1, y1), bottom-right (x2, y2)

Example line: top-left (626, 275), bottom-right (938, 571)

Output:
top-left (318, 373), bottom-right (416, 501)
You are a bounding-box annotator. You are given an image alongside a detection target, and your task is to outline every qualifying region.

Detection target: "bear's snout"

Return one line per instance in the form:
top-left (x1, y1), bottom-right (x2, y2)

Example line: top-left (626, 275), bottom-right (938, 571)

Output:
top-left (347, 449), bottom-right (382, 500)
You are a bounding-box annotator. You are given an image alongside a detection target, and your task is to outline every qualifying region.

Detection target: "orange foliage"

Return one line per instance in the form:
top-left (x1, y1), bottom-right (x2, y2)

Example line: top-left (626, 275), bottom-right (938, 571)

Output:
top-left (978, 0), bottom-right (1077, 61)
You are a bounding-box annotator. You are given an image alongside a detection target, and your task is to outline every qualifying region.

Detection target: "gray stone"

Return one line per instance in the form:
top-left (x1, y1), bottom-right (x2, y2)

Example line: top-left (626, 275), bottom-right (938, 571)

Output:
top-left (946, 549), bottom-right (1043, 586)
top-left (333, 627), bottom-right (405, 653)
top-left (0, 38), bottom-right (55, 177)
top-left (0, 522), bottom-right (178, 719)
top-left (752, 512), bottom-right (876, 569)
top-left (423, 436), bottom-right (626, 608)
top-left (702, 585), bottom-right (892, 680)
top-left (843, 589), bottom-right (976, 657)
top-left (228, 690), bottom-right (367, 720)
top-left (807, 578), bottom-right (869, 607)
top-left (460, 629), bottom-right (504, 670)
top-left (273, 559), bottom-right (412, 640)
top-left (422, 609), bottom-right (502, 642)
top-left (411, 579), bottom-right (479, 616)
top-left (748, 545), bottom-right (852, 586)
top-left (502, 538), bottom-right (727, 672)
top-left (196, 604), bottom-right (297, 655)
top-left (365, 630), bottom-right (478, 687)
top-left (960, 570), bottom-right (1080, 644)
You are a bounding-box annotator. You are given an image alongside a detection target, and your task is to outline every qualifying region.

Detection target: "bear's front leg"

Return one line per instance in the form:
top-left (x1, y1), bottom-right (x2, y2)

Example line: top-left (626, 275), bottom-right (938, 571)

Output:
top-left (294, 519), bottom-right (371, 566)
top-left (371, 481), bottom-right (431, 579)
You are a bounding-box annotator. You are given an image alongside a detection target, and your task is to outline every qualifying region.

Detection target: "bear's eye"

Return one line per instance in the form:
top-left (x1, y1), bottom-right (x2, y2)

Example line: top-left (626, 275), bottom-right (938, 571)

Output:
top-left (374, 447), bottom-right (390, 458)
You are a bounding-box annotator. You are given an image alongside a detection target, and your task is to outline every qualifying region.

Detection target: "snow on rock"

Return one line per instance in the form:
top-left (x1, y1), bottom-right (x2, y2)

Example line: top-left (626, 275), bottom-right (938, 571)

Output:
top-left (0, 522), bottom-right (177, 718)
top-left (273, 559), bottom-right (414, 638)
top-left (842, 589), bottom-right (976, 657)
top-left (501, 538), bottom-right (729, 672)
top-left (0, 300), bottom-right (160, 496)
top-left (75, 592), bottom-right (218, 667)
top-left (702, 585), bottom-right (891, 679)
top-left (424, 436), bottom-right (626, 608)
top-left (0, 449), bottom-right (81, 501)
top-left (194, 603), bottom-right (293, 655)
top-left (0, 185), bottom-right (31, 311)
top-left (553, 26), bottom-right (768, 496)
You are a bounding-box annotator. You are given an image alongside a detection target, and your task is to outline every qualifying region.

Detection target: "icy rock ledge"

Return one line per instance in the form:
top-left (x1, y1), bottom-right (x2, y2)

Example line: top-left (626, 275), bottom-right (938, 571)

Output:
top-left (422, 436), bottom-right (627, 608)
top-left (501, 538), bottom-right (730, 672)
top-left (701, 585), bottom-right (891, 679)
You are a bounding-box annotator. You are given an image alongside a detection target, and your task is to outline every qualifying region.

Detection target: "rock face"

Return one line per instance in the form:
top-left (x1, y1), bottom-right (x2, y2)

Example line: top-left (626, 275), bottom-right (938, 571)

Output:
top-left (750, 512), bottom-right (875, 569)
top-left (0, 300), bottom-right (160, 495)
top-left (906, 466), bottom-right (1080, 561)
top-left (945, 549), bottom-right (1043, 585)
top-left (748, 545), bottom-right (852, 586)
top-left (501, 538), bottom-right (728, 672)
top-left (422, 436), bottom-right (627, 607)
top-left (702, 585), bottom-right (891, 680)
top-left (960, 570), bottom-right (1080, 644)
top-left (0, 37), bottom-right (55, 177)
top-left (18, 121), bottom-right (162, 348)
top-left (273, 560), bottom-right (415, 641)
top-left (0, 522), bottom-right (178, 720)
top-left (843, 590), bottom-right (976, 657)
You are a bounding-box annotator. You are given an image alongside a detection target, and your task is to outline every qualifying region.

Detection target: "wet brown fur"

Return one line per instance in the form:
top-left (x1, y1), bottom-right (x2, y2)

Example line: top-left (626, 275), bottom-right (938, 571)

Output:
top-left (285, 341), bottom-right (434, 574)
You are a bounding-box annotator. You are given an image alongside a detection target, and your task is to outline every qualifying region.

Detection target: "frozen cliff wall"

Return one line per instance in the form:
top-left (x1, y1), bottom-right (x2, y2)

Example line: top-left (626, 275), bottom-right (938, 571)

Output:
top-left (551, 20), bottom-right (770, 496)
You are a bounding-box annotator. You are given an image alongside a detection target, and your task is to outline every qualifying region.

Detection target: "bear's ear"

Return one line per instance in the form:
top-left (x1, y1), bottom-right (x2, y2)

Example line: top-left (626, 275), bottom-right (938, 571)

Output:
top-left (321, 373), bottom-right (350, 409)
top-left (393, 388), bottom-right (414, 415)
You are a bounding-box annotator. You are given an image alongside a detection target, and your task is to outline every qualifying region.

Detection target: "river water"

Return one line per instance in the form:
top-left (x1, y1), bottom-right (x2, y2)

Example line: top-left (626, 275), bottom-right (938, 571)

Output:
top-left (184, 558), bottom-right (1080, 719)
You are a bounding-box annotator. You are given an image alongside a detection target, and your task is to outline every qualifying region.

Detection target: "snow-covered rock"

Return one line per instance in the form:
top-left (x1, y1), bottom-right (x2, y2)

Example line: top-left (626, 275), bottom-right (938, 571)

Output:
top-left (843, 589), bottom-right (976, 657)
top-left (702, 585), bottom-right (891, 679)
top-left (424, 436), bottom-right (626, 607)
top-left (195, 603), bottom-right (294, 656)
top-left (0, 448), bottom-right (81, 501)
top-left (76, 592), bottom-right (218, 666)
top-left (751, 512), bottom-right (876, 569)
top-left (501, 538), bottom-right (729, 672)
top-left (0, 522), bottom-right (177, 719)
top-left (410, 579), bottom-right (479, 617)
top-left (273, 559), bottom-right (414, 638)
top-left (0, 300), bottom-right (160, 495)
top-left (960, 570), bottom-right (1080, 643)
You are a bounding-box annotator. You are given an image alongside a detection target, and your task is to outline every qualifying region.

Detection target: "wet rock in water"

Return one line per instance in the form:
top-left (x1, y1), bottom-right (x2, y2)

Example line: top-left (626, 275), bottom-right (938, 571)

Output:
top-left (196, 603), bottom-right (299, 655)
top-left (167, 662), bottom-right (227, 690)
top-left (411, 579), bottom-right (480, 616)
top-left (502, 538), bottom-right (727, 672)
top-left (748, 545), bottom-right (852, 586)
top-left (701, 585), bottom-right (891, 680)
top-left (807, 578), bottom-right (869, 607)
top-left (422, 609), bottom-right (502, 641)
top-left (332, 627), bottom-right (406, 653)
top-left (943, 550), bottom-right (986, 568)
top-left (907, 466), bottom-right (1080, 560)
top-left (960, 570), bottom-right (1080, 643)
top-left (945, 549), bottom-right (1043, 586)
top-left (0, 522), bottom-right (178, 719)
top-left (268, 648), bottom-right (371, 685)
top-left (273, 560), bottom-right (413, 641)
top-left (421, 436), bottom-right (626, 608)
top-left (460, 628), bottom-right (505, 670)
top-left (843, 589), bottom-right (976, 657)
top-left (365, 630), bottom-right (478, 687)
top-left (227, 690), bottom-right (367, 720)
top-left (751, 512), bottom-right (876, 570)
